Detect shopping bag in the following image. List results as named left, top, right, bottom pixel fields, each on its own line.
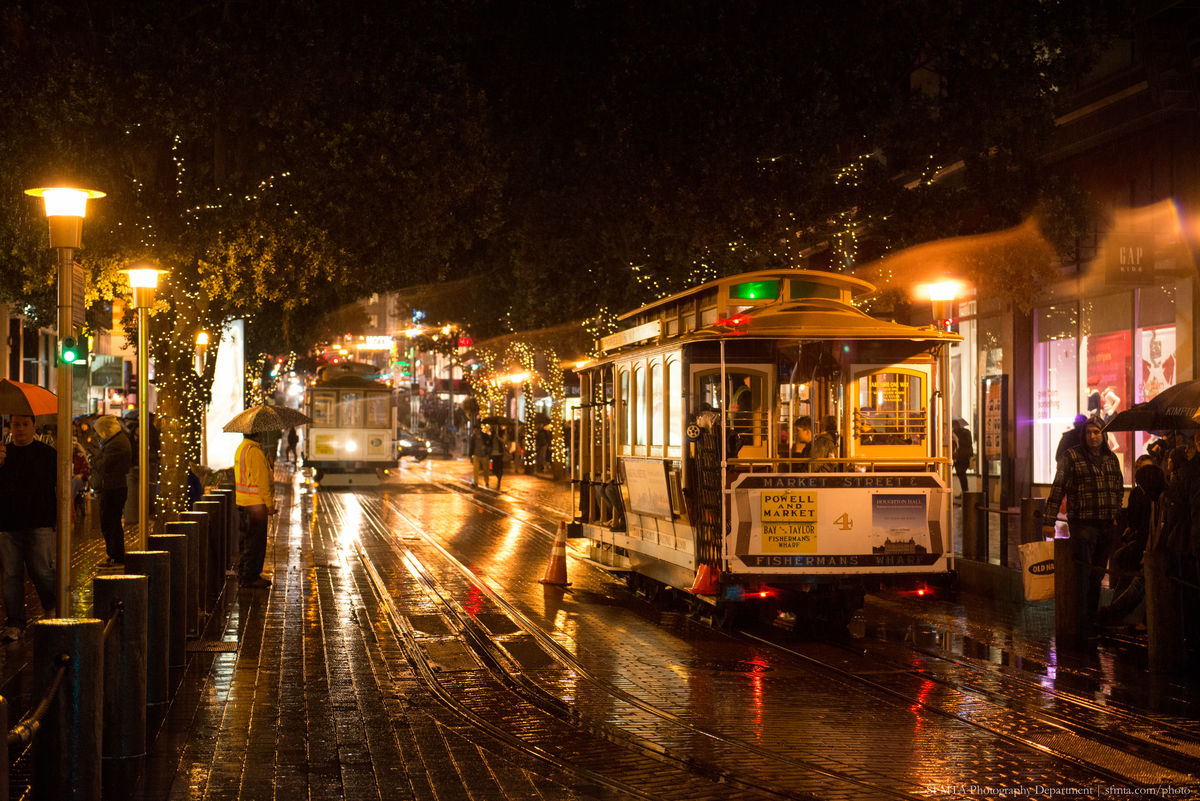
left=1019, top=540, right=1056, bottom=602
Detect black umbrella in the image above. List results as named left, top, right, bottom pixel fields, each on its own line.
left=1104, top=379, right=1200, bottom=432
left=480, top=416, right=513, bottom=426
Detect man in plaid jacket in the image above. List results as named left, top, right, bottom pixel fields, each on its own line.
left=1040, top=417, right=1124, bottom=621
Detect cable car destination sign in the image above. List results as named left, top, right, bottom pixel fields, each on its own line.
left=727, top=473, right=947, bottom=573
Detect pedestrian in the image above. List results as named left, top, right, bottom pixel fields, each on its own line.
left=1039, top=416, right=1124, bottom=625
left=1055, top=414, right=1088, bottom=465
left=489, top=426, right=508, bottom=490
left=0, top=414, right=58, bottom=641
left=286, top=427, right=299, bottom=464
left=952, top=419, right=973, bottom=494
left=795, top=415, right=835, bottom=472
left=92, top=415, right=132, bottom=566
left=72, top=436, right=91, bottom=522
left=469, top=424, right=492, bottom=488
left=234, top=431, right=276, bottom=589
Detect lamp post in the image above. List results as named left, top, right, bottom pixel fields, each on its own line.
left=125, top=265, right=161, bottom=550
left=195, top=331, right=209, bottom=468
left=927, top=281, right=959, bottom=493
left=24, top=185, right=105, bottom=617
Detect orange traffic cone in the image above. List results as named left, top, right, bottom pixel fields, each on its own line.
left=539, top=522, right=571, bottom=586
left=689, top=563, right=719, bottom=595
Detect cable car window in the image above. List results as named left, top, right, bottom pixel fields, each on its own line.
left=311, top=391, right=335, bottom=426
left=669, top=359, right=682, bottom=447
left=619, top=369, right=630, bottom=446
left=650, top=362, right=663, bottom=447
left=729, top=280, right=779, bottom=300
left=365, top=394, right=389, bottom=427
left=854, top=372, right=925, bottom=446
left=697, top=372, right=722, bottom=410
left=339, top=391, right=363, bottom=428
left=634, top=365, right=647, bottom=446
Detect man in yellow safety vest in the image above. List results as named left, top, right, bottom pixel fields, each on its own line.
left=234, top=431, right=276, bottom=589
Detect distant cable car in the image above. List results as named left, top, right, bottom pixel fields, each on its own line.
left=303, top=362, right=398, bottom=487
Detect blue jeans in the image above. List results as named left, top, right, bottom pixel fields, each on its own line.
left=0, top=527, right=57, bottom=628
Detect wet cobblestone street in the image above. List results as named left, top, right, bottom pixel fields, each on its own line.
left=2, top=458, right=1198, bottom=800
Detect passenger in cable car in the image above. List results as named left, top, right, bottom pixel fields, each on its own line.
left=795, top=416, right=836, bottom=472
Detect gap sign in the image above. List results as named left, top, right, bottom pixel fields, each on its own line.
left=1106, top=234, right=1155, bottom=285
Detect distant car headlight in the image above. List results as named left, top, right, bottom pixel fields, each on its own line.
left=399, top=439, right=413, bottom=447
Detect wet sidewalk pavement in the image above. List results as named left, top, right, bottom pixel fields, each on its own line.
left=2, top=456, right=1197, bottom=799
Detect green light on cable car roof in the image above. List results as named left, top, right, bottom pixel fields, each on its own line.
left=729, top=280, right=779, bottom=300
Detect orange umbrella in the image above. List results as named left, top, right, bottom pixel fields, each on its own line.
left=0, top=378, right=58, bottom=416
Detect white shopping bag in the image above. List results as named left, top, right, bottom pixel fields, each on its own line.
left=1019, top=540, right=1056, bottom=602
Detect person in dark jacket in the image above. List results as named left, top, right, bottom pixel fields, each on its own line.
left=1039, top=417, right=1124, bottom=623
left=0, top=413, right=58, bottom=642
left=92, top=415, right=133, bottom=566
left=952, top=419, right=973, bottom=494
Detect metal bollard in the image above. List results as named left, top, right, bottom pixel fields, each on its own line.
left=1144, top=550, right=1185, bottom=673
left=93, top=575, right=148, bottom=759
left=962, top=491, right=985, bottom=561
left=1054, top=538, right=1088, bottom=650
left=31, top=618, right=104, bottom=801
left=194, top=500, right=223, bottom=604
left=1020, top=498, right=1046, bottom=545
left=148, top=534, right=188, bottom=667
left=179, top=510, right=209, bottom=624
left=124, top=551, right=171, bottom=705
left=165, top=520, right=200, bottom=637
left=211, top=489, right=236, bottom=574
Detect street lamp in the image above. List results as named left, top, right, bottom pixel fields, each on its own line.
left=124, top=264, right=162, bottom=549
left=927, top=281, right=959, bottom=330
left=195, top=331, right=209, bottom=468
left=24, top=185, right=105, bottom=618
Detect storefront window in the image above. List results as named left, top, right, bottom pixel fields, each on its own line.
left=1133, top=283, right=1178, bottom=459
left=1083, top=293, right=1133, bottom=482
left=978, top=315, right=1003, bottom=476
left=1033, top=304, right=1079, bottom=484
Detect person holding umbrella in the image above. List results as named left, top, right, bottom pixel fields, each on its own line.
left=224, top=403, right=311, bottom=589
left=234, top=430, right=276, bottom=589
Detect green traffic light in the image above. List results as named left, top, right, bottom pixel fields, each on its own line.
left=60, top=336, right=84, bottom=364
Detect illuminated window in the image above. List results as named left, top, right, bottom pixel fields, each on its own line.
left=634, top=365, right=646, bottom=446
left=729, top=280, right=779, bottom=300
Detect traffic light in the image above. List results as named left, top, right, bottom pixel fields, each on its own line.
left=59, top=335, right=87, bottom=365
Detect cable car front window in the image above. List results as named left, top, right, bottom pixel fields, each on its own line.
left=855, top=372, right=926, bottom=446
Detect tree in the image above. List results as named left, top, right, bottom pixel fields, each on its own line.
left=0, top=0, right=500, bottom=516
left=453, top=0, right=1129, bottom=335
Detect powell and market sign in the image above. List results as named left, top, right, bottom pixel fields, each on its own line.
left=1105, top=234, right=1155, bottom=285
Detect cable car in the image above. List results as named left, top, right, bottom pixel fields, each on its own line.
left=303, top=362, right=398, bottom=486
left=569, top=269, right=960, bottom=628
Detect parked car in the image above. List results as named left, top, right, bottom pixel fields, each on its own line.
left=396, top=428, right=430, bottom=461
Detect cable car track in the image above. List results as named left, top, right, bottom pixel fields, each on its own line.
left=330, top=487, right=937, bottom=800
left=827, top=632, right=1200, bottom=775
left=398, top=466, right=1200, bottom=794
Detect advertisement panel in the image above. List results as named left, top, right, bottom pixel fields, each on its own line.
left=727, top=473, right=947, bottom=574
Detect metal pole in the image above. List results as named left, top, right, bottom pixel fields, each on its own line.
left=124, top=550, right=170, bottom=705
left=55, top=246, right=75, bottom=617
left=93, top=574, right=148, bottom=759
left=32, top=618, right=104, bottom=801
left=137, top=304, right=150, bottom=549
left=149, top=531, right=189, bottom=666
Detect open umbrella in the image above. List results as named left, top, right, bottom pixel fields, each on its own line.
left=223, top=404, right=313, bottom=434
left=480, top=415, right=514, bottom=426
left=1104, top=379, right=1200, bottom=432
left=0, top=378, right=58, bottom=416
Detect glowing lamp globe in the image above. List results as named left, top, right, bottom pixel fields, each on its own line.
left=24, top=186, right=106, bottom=248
